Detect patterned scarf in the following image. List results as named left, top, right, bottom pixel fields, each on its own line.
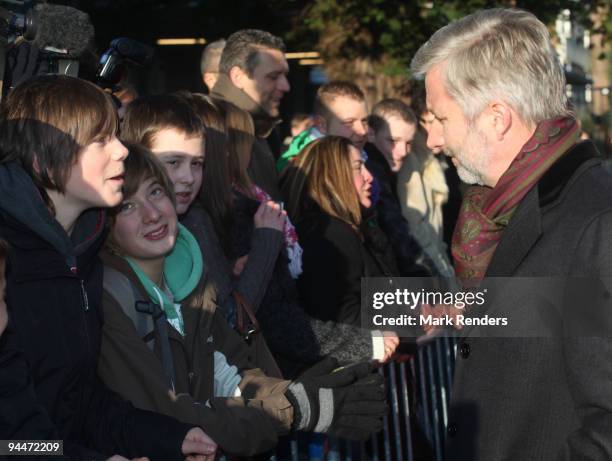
left=250, top=184, right=304, bottom=279
left=452, top=117, right=580, bottom=285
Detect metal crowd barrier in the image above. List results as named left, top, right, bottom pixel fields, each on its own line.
left=221, top=336, right=458, bottom=461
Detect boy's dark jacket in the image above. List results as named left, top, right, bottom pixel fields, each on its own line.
left=0, top=162, right=192, bottom=461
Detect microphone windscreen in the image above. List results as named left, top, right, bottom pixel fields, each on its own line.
left=33, top=4, right=94, bottom=58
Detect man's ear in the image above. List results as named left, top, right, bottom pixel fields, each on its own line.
left=313, top=115, right=327, bottom=134
left=489, top=101, right=512, bottom=141
left=228, top=66, right=247, bottom=90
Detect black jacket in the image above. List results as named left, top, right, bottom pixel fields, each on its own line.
left=447, top=141, right=612, bottom=460
left=0, top=163, right=192, bottom=461
left=212, top=75, right=282, bottom=200
left=229, top=191, right=378, bottom=378
left=295, top=201, right=398, bottom=327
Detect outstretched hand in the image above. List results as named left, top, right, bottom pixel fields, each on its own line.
left=181, top=427, right=217, bottom=461
left=287, top=357, right=387, bottom=441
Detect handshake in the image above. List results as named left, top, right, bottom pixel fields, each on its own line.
left=285, top=357, right=387, bottom=441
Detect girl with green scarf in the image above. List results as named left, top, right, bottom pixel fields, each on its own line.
left=98, top=144, right=387, bottom=456
left=98, top=143, right=294, bottom=455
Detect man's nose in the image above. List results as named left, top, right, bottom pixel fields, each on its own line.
left=395, top=144, right=409, bottom=159
left=278, top=74, right=290, bottom=93
left=354, top=121, right=367, bottom=137
left=426, top=121, right=444, bottom=152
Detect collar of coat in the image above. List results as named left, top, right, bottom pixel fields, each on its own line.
left=485, top=140, right=602, bottom=277
left=537, top=139, right=601, bottom=208
left=211, top=74, right=281, bottom=138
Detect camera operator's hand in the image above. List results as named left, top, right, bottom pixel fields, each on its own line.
left=254, top=200, right=286, bottom=232
left=285, top=357, right=386, bottom=441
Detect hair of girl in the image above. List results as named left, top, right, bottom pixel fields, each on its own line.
left=281, top=135, right=363, bottom=236
left=176, top=92, right=234, bottom=253
left=211, top=98, right=255, bottom=198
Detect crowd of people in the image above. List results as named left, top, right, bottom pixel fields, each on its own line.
left=0, top=6, right=611, bottom=461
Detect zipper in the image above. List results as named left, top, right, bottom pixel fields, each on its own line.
left=78, top=278, right=93, bottom=362
left=79, top=279, right=89, bottom=311
left=188, top=371, right=196, bottom=394
left=72, top=266, right=89, bottom=312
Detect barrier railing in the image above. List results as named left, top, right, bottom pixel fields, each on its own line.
left=225, top=336, right=457, bottom=460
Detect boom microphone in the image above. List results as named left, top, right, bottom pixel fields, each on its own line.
left=32, top=3, right=94, bottom=58
left=1, top=3, right=95, bottom=95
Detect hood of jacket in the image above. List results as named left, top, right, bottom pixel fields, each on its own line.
left=0, top=162, right=106, bottom=271
left=211, top=74, right=281, bottom=139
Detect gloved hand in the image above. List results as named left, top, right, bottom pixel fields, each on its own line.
left=285, top=357, right=386, bottom=441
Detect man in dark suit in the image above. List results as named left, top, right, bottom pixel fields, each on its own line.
left=411, top=8, right=612, bottom=460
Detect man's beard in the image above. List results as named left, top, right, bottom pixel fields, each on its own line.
left=451, top=128, right=490, bottom=186
left=264, top=97, right=280, bottom=117
left=457, top=160, right=485, bottom=185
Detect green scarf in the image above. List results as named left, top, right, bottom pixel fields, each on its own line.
left=452, top=116, right=580, bottom=286
left=125, top=223, right=203, bottom=336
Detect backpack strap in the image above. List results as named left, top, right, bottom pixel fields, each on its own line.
left=103, top=266, right=153, bottom=339
left=103, top=265, right=176, bottom=392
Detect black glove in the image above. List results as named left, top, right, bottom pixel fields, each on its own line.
left=285, top=357, right=386, bottom=441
